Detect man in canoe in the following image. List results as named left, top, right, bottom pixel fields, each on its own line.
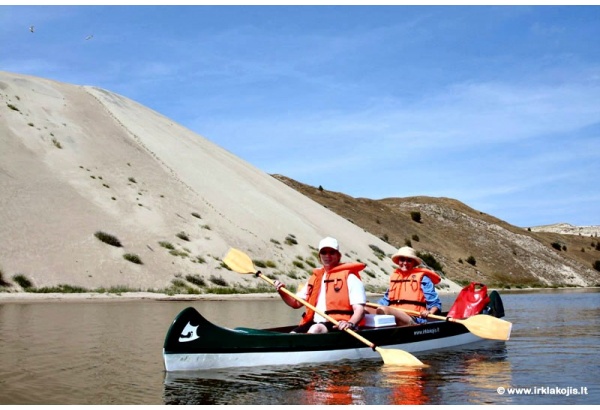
left=367, top=246, right=442, bottom=326
left=274, top=236, right=367, bottom=333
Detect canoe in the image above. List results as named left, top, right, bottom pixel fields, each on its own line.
left=163, top=307, right=503, bottom=372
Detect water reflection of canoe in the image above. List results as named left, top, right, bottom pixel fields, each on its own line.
left=163, top=307, right=502, bottom=372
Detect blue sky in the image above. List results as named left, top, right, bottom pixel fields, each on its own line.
left=2, top=5, right=599, bottom=227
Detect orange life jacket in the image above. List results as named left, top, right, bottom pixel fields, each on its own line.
left=387, top=268, right=441, bottom=312
left=299, top=262, right=366, bottom=326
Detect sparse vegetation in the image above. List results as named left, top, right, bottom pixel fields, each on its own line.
left=551, top=242, right=562, bottom=251
left=593, top=260, right=600, bottom=272
left=253, top=260, right=267, bottom=268
left=6, top=103, right=19, bottom=111
left=128, top=177, right=137, bottom=183
left=169, top=249, right=189, bottom=258
left=0, top=267, right=10, bottom=287
left=418, top=252, right=445, bottom=275
left=466, top=256, right=477, bottom=266
left=369, top=244, right=385, bottom=258
left=209, top=275, right=228, bottom=286
left=176, top=231, right=190, bottom=241
left=123, top=253, right=143, bottom=264
left=51, top=137, right=62, bottom=149
left=410, top=211, right=422, bottom=223
left=185, top=274, right=206, bottom=287
left=13, top=274, right=33, bottom=289
left=94, top=231, right=123, bottom=247
left=159, top=241, right=175, bottom=250
left=412, top=234, right=420, bottom=242
left=191, top=212, right=201, bottom=219
left=285, top=234, right=298, bottom=245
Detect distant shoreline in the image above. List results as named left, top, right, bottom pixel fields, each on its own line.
left=1, top=286, right=597, bottom=304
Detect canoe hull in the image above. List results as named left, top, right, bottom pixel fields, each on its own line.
left=163, top=307, right=488, bottom=372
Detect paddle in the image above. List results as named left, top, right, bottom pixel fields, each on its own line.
left=366, top=302, right=512, bottom=341
left=223, top=248, right=427, bottom=367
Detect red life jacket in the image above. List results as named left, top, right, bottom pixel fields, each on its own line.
left=387, top=268, right=441, bottom=312
left=299, top=262, right=365, bottom=326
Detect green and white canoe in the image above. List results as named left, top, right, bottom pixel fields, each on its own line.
left=163, top=306, right=505, bottom=372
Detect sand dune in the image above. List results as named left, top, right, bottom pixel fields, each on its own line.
left=0, top=71, right=463, bottom=295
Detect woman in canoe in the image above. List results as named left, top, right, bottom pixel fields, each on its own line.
left=367, top=246, right=442, bottom=326
left=274, top=236, right=367, bottom=334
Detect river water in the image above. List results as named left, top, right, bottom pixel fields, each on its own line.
left=0, top=289, right=598, bottom=405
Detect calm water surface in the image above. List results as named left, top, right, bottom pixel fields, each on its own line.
left=0, top=289, right=598, bottom=405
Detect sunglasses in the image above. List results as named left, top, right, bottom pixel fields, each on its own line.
left=398, top=257, right=415, bottom=263
left=319, top=249, right=338, bottom=256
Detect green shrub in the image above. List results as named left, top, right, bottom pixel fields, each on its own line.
left=285, top=235, right=298, bottom=245
left=466, top=256, right=477, bottom=266
left=253, top=260, right=267, bottom=268
left=176, top=231, right=190, bottom=241
left=6, top=103, right=19, bottom=111
left=0, top=268, right=10, bottom=287
left=410, top=211, right=422, bottom=223
left=123, top=253, right=143, bottom=264
left=412, top=234, right=420, bottom=242
left=191, top=212, right=201, bottom=219
left=94, top=231, right=122, bottom=247
left=13, top=274, right=33, bottom=289
left=418, top=252, right=445, bottom=275
left=159, top=241, right=175, bottom=250
left=551, top=242, right=562, bottom=251
left=31, top=284, right=87, bottom=293
left=209, top=275, right=228, bottom=286
left=369, top=244, right=385, bottom=257
left=185, top=274, right=206, bottom=287
left=593, top=260, right=600, bottom=272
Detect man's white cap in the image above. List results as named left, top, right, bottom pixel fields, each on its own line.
left=318, top=237, right=340, bottom=252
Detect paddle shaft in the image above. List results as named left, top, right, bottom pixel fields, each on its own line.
left=258, top=273, right=377, bottom=350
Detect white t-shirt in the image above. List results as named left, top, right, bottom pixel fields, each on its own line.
left=296, top=273, right=366, bottom=323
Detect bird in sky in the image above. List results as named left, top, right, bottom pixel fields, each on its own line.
left=29, top=25, right=34, bottom=33
left=85, top=34, right=94, bottom=40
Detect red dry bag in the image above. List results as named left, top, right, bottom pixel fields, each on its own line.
left=447, top=282, right=491, bottom=319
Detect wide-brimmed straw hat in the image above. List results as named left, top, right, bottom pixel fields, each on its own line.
left=391, top=246, right=422, bottom=266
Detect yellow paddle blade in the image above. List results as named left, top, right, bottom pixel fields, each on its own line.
left=459, top=315, right=512, bottom=341
left=376, top=347, right=428, bottom=367
left=223, top=248, right=257, bottom=274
